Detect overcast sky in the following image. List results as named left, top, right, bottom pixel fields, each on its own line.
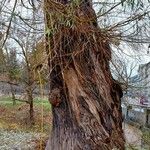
left=1, top=0, right=150, bottom=76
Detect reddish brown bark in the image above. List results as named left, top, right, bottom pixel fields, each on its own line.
left=44, top=0, right=125, bottom=149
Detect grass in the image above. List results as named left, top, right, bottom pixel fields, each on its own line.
left=34, top=97, right=51, bottom=112
left=0, top=95, right=52, bottom=149
left=141, top=128, right=150, bottom=149
left=3, top=96, right=150, bottom=149
left=0, top=95, right=52, bottom=132
left=0, top=100, right=22, bottom=107
left=0, top=96, right=51, bottom=111
left=125, top=144, right=148, bottom=150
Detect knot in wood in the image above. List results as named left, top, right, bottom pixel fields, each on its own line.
left=49, top=88, right=61, bottom=107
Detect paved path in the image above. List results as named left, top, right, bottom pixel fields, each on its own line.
left=124, top=123, right=142, bottom=148
left=0, top=129, right=44, bottom=150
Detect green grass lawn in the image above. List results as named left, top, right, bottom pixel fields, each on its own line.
left=0, top=97, right=22, bottom=107
left=0, top=96, right=51, bottom=111
left=34, top=97, right=51, bottom=112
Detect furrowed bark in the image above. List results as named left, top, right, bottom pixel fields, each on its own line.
left=44, top=0, right=125, bottom=149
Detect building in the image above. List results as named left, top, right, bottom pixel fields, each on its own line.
left=138, top=62, right=150, bottom=98
left=122, top=62, right=150, bottom=127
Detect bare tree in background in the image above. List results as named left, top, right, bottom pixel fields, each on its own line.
left=111, top=54, right=138, bottom=92
left=6, top=49, right=20, bottom=105
left=0, top=0, right=43, bottom=124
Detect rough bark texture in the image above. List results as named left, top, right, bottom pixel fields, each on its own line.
left=44, top=0, right=125, bottom=149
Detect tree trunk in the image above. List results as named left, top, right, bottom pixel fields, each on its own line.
left=145, top=109, right=150, bottom=127
left=26, top=65, right=34, bottom=125
left=44, top=0, right=125, bottom=149
left=27, top=86, right=34, bottom=125
left=29, top=95, right=34, bottom=124
left=126, top=106, right=130, bottom=119
left=10, top=84, right=16, bottom=105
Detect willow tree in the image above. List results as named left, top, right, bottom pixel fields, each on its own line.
left=1, top=0, right=149, bottom=149
left=44, top=0, right=125, bottom=149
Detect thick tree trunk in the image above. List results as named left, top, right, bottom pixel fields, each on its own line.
left=44, top=0, right=125, bottom=149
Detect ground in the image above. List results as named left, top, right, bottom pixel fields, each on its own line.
left=0, top=96, right=150, bottom=150
left=0, top=96, right=51, bottom=150
left=124, top=123, right=142, bottom=149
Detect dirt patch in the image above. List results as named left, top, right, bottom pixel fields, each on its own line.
left=0, top=98, right=52, bottom=149
left=0, top=129, right=47, bottom=150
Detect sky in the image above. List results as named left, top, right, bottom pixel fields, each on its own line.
left=1, top=0, right=150, bottom=76
left=94, top=0, right=150, bottom=76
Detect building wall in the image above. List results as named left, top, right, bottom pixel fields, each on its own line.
left=128, top=109, right=146, bottom=125
left=122, top=106, right=150, bottom=126
left=138, top=62, right=150, bottom=98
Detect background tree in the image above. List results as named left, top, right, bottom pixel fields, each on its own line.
left=13, top=34, right=36, bottom=124
left=0, top=1, right=44, bottom=124
left=11, top=33, right=47, bottom=125
left=6, top=49, right=21, bottom=105
left=110, top=53, right=138, bottom=92
left=0, top=48, right=6, bottom=73
left=0, top=46, right=20, bottom=105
